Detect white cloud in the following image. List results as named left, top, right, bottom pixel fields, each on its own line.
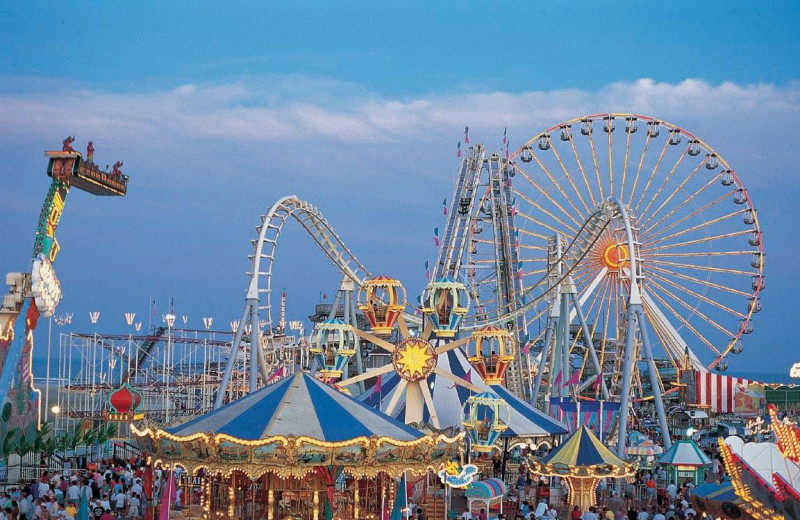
left=2, top=77, right=798, bottom=147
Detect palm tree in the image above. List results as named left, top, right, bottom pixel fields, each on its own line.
left=82, top=427, right=97, bottom=461
left=1, top=428, right=18, bottom=459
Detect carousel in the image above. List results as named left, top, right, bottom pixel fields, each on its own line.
left=529, top=425, right=636, bottom=511
left=132, top=371, right=462, bottom=520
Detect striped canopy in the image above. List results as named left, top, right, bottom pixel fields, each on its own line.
left=626, top=440, right=663, bottom=456
left=465, top=478, right=508, bottom=499
left=541, top=425, right=628, bottom=467
left=167, top=371, right=423, bottom=442
left=358, top=346, right=567, bottom=437
left=659, top=440, right=711, bottom=467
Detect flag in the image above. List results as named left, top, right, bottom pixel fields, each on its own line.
left=592, top=373, right=603, bottom=391
left=553, top=371, right=563, bottom=387
left=266, top=365, right=285, bottom=383
left=464, top=126, right=470, bottom=144
left=522, top=343, right=530, bottom=356
left=457, top=140, right=462, bottom=158
left=371, top=374, right=382, bottom=396
left=433, top=228, right=440, bottom=247
left=505, top=145, right=510, bottom=159
left=425, top=260, right=430, bottom=280
left=563, top=370, right=580, bottom=387
left=449, top=368, right=472, bottom=389
left=502, top=127, right=507, bottom=145
left=442, top=198, right=448, bottom=216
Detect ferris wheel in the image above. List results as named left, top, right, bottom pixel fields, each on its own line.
left=464, top=114, right=764, bottom=373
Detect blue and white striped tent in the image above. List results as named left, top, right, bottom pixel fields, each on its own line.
left=167, top=371, right=423, bottom=442
left=356, top=347, right=567, bottom=437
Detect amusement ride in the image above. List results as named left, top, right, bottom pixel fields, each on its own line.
left=1, top=113, right=774, bottom=517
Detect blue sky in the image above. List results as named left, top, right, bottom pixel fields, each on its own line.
left=1, top=1, right=799, bottom=379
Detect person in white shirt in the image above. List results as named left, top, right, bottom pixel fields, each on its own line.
left=460, top=508, right=473, bottom=520
left=533, top=499, right=547, bottom=519
left=666, top=481, right=677, bottom=500
left=67, top=481, right=80, bottom=503
left=130, top=479, right=143, bottom=497
left=583, top=506, right=599, bottom=520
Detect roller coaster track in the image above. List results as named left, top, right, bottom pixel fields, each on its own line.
left=216, top=192, right=643, bottom=409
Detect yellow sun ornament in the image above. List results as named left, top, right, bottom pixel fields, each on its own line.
left=392, top=337, right=437, bottom=382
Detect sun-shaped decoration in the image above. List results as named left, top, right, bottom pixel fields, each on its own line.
left=337, top=276, right=481, bottom=428
left=392, top=337, right=437, bottom=382
left=589, top=230, right=629, bottom=275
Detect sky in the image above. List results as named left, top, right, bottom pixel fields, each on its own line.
left=1, top=1, right=799, bottom=380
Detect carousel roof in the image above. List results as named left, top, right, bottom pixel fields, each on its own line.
left=659, top=439, right=711, bottom=467
left=357, top=346, right=567, bottom=436
left=168, top=371, right=423, bottom=442
left=541, top=425, right=627, bottom=467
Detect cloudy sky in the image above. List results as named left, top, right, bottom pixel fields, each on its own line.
left=1, top=1, right=798, bottom=379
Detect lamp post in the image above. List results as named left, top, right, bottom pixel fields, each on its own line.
left=47, top=313, right=72, bottom=423
left=164, top=312, right=176, bottom=424
left=89, top=311, right=100, bottom=414
left=202, top=317, right=213, bottom=409
left=124, top=313, right=136, bottom=385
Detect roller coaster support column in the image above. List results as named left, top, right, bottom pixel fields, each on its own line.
left=531, top=309, right=557, bottom=409
left=636, top=308, right=672, bottom=450
left=215, top=303, right=251, bottom=409
left=570, top=292, right=610, bottom=400
left=616, top=301, right=638, bottom=459
left=249, top=298, right=260, bottom=393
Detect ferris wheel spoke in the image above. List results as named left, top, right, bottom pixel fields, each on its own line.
left=565, top=125, right=599, bottom=208
left=633, top=138, right=672, bottom=218
left=626, top=128, right=654, bottom=209
left=352, top=328, right=397, bottom=353
left=619, top=120, right=634, bottom=203
left=516, top=210, right=573, bottom=237
left=646, top=228, right=751, bottom=252
left=514, top=161, right=583, bottom=230
left=639, top=156, right=708, bottom=232
left=649, top=250, right=752, bottom=258
left=646, top=276, right=733, bottom=339
left=644, top=208, right=747, bottom=246
left=637, top=144, right=690, bottom=223
left=384, top=379, right=408, bottom=417
left=644, top=283, right=722, bottom=355
left=340, top=363, right=394, bottom=388
left=514, top=194, right=579, bottom=235
left=642, top=308, right=679, bottom=369
left=518, top=228, right=551, bottom=242
left=646, top=264, right=751, bottom=297
left=647, top=270, right=746, bottom=318
left=545, top=135, right=592, bottom=214
left=607, top=119, right=614, bottom=197
left=434, top=336, right=471, bottom=355
left=585, top=122, right=606, bottom=202
left=518, top=243, right=549, bottom=252
left=641, top=181, right=729, bottom=240
left=649, top=259, right=756, bottom=277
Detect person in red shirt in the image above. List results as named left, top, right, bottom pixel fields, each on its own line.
left=100, top=509, right=115, bottom=520
left=571, top=505, right=583, bottom=519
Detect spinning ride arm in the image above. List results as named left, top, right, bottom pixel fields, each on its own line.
left=0, top=143, right=127, bottom=428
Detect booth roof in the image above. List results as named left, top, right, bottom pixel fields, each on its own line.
left=659, top=440, right=711, bottom=467
left=541, top=425, right=626, bottom=467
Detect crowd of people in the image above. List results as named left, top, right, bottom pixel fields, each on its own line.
left=0, top=459, right=152, bottom=520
